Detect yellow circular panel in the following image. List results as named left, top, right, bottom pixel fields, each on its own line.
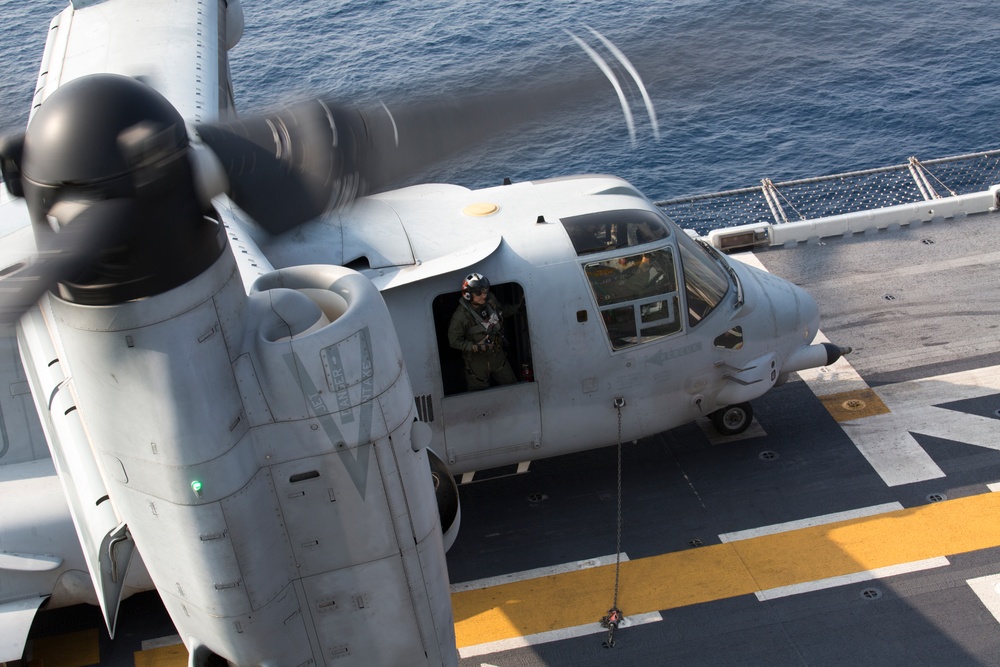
left=463, top=202, right=500, bottom=216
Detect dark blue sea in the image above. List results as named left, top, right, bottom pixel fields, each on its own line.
left=3, top=0, right=998, bottom=202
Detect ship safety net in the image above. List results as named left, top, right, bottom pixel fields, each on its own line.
left=656, top=150, right=1000, bottom=236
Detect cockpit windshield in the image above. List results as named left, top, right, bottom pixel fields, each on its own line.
left=561, top=209, right=670, bottom=256
left=676, top=230, right=730, bottom=326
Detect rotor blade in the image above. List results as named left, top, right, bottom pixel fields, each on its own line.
left=195, top=72, right=610, bottom=234
left=565, top=30, right=636, bottom=147
left=0, top=199, right=138, bottom=326
left=585, top=26, right=660, bottom=140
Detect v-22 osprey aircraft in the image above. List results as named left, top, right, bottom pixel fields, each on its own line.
left=0, top=0, right=847, bottom=664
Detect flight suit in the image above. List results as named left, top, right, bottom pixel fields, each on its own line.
left=448, top=294, right=519, bottom=391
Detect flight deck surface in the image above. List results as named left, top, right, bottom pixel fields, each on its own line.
left=20, top=207, right=1000, bottom=666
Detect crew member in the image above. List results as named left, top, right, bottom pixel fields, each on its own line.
left=448, top=273, right=520, bottom=391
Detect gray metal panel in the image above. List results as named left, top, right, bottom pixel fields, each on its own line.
left=220, top=467, right=296, bottom=610
left=340, top=198, right=414, bottom=268
left=0, top=329, right=46, bottom=465
left=299, top=556, right=434, bottom=666
left=442, top=382, right=541, bottom=468
left=273, top=447, right=400, bottom=578
left=365, top=235, right=502, bottom=291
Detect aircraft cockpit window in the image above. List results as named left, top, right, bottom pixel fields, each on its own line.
left=677, top=232, right=730, bottom=327
left=585, top=248, right=682, bottom=350
left=561, top=209, right=670, bottom=256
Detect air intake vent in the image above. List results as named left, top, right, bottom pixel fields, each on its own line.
left=415, top=394, right=434, bottom=422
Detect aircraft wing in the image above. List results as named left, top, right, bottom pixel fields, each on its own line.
left=0, top=0, right=236, bottom=652
left=0, top=194, right=47, bottom=467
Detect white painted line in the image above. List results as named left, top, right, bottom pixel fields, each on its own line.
left=719, top=502, right=904, bottom=543
left=988, top=482, right=1000, bottom=493
left=755, top=557, right=950, bottom=601
left=792, top=330, right=870, bottom=396
left=141, top=634, right=182, bottom=650
left=451, top=554, right=629, bottom=593
left=967, top=574, right=1000, bottom=624
left=461, top=471, right=475, bottom=484
left=839, top=365, right=1000, bottom=486
left=458, top=611, right=663, bottom=658
left=737, top=257, right=1000, bottom=488
left=799, top=332, right=944, bottom=487
left=840, top=421, right=946, bottom=487
left=516, top=461, right=530, bottom=474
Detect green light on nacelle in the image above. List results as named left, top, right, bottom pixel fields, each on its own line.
left=191, top=480, right=203, bottom=495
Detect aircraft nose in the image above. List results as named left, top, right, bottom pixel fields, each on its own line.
left=763, top=275, right=851, bottom=376
left=755, top=268, right=819, bottom=344
left=794, top=282, right=820, bottom=344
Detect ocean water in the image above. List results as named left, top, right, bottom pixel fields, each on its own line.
left=1, top=0, right=998, bottom=203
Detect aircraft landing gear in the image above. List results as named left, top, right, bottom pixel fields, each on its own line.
left=710, top=402, right=753, bottom=436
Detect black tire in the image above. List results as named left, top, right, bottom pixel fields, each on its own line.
left=711, top=402, right=753, bottom=435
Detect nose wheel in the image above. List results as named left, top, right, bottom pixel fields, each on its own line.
left=710, top=402, right=753, bottom=435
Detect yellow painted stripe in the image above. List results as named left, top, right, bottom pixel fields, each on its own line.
left=133, top=643, right=188, bottom=667
left=452, top=492, right=1000, bottom=648
left=27, top=628, right=100, bottom=667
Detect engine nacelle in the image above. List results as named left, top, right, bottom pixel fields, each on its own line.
left=47, top=248, right=457, bottom=665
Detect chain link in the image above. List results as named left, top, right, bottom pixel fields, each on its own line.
left=601, top=403, right=625, bottom=648
left=613, top=405, right=623, bottom=607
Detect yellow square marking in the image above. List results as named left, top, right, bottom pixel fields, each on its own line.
left=134, top=643, right=189, bottom=667
left=819, top=387, right=890, bottom=422
left=28, top=629, right=100, bottom=667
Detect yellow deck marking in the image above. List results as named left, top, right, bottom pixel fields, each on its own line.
left=133, top=643, right=188, bottom=667
left=28, top=628, right=100, bottom=667
left=452, top=492, right=1000, bottom=648
left=818, top=387, right=891, bottom=422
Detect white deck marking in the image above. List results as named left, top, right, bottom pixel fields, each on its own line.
left=451, top=553, right=629, bottom=593
left=737, top=252, right=996, bottom=487
left=719, top=502, right=904, bottom=542
left=794, top=330, right=871, bottom=394
left=838, top=365, right=1000, bottom=486
left=458, top=611, right=663, bottom=659
left=459, top=462, right=531, bottom=486
left=755, top=557, right=950, bottom=601
left=988, top=482, right=1000, bottom=493
left=967, top=574, right=1000, bottom=624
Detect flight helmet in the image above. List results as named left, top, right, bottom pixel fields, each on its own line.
left=462, top=273, right=490, bottom=300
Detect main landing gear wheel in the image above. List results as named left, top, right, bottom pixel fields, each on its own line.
left=710, top=402, right=753, bottom=436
